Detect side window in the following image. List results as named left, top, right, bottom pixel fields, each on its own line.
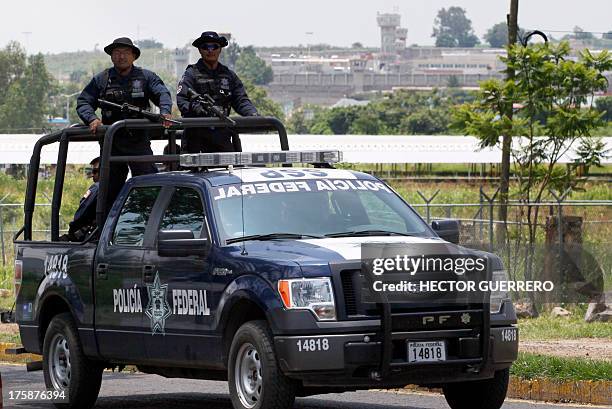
left=159, top=187, right=205, bottom=238
left=112, top=186, right=161, bottom=246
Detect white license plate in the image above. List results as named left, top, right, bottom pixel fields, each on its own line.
left=407, top=341, right=446, bottom=363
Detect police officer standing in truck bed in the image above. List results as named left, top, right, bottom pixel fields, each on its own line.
left=76, top=37, right=173, bottom=208
left=176, top=31, right=258, bottom=153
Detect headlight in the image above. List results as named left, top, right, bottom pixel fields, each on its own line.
left=490, top=270, right=509, bottom=314
left=278, top=278, right=336, bottom=321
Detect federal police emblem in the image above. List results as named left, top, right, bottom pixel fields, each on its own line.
left=145, top=272, right=172, bottom=335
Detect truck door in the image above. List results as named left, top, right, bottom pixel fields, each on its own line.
left=94, top=185, right=162, bottom=361
left=142, top=186, right=216, bottom=365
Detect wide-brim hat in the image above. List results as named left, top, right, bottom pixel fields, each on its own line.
left=192, top=31, right=229, bottom=48
left=104, top=37, right=141, bottom=59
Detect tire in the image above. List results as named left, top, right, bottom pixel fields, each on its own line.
left=442, top=368, right=509, bottom=409
left=228, top=320, right=297, bottom=409
left=42, top=312, right=103, bottom=409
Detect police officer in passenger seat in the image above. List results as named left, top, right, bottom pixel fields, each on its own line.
left=176, top=31, right=258, bottom=153
left=60, top=157, right=100, bottom=242
left=76, top=37, right=173, bottom=209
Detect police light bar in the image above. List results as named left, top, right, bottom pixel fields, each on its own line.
left=180, top=150, right=343, bottom=167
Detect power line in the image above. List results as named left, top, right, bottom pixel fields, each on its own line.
left=530, top=29, right=611, bottom=36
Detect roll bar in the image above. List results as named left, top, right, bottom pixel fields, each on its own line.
left=20, top=117, right=289, bottom=241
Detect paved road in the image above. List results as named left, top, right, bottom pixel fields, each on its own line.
left=0, top=364, right=605, bottom=409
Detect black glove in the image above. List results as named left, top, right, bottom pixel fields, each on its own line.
left=59, top=232, right=76, bottom=242
left=191, top=103, right=207, bottom=117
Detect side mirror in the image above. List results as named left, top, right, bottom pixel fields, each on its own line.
left=158, top=230, right=209, bottom=257
left=431, top=220, right=460, bottom=244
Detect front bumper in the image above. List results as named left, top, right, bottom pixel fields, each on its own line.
left=274, top=326, right=518, bottom=387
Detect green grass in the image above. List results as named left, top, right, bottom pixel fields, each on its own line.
left=0, top=331, right=20, bottom=344
left=511, top=352, right=612, bottom=381
left=519, top=313, right=612, bottom=340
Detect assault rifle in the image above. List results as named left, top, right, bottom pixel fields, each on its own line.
left=186, top=88, right=236, bottom=126
left=98, top=99, right=181, bottom=125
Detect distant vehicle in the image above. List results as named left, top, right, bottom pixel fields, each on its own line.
left=12, top=118, right=518, bottom=409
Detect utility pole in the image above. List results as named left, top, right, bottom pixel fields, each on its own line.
left=498, top=0, right=518, bottom=244
left=60, top=92, right=80, bottom=124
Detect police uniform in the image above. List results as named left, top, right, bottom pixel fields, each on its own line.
left=66, top=182, right=99, bottom=240
left=76, top=37, right=172, bottom=208
left=176, top=32, right=258, bottom=153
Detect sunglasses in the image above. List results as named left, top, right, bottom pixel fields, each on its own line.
left=201, top=43, right=221, bottom=51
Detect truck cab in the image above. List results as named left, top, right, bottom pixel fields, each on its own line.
left=13, top=119, right=518, bottom=409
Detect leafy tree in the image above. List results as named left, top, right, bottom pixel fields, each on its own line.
left=235, top=46, right=273, bottom=85
left=452, top=41, right=611, bottom=285
left=0, top=42, right=26, bottom=107
left=484, top=22, right=526, bottom=48
left=484, top=22, right=508, bottom=48
left=595, top=96, right=612, bottom=121
left=220, top=41, right=241, bottom=70
left=348, top=108, right=386, bottom=134
left=0, top=53, right=53, bottom=132
left=243, top=80, right=283, bottom=120
left=136, top=38, right=163, bottom=49
left=287, top=89, right=464, bottom=135
left=351, top=42, right=364, bottom=49
left=401, top=110, right=449, bottom=135
left=432, top=7, right=480, bottom=48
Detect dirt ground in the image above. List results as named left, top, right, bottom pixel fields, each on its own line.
left=519, top=338, right=612, bottom=360
left=0, top=322, right=19, bottom=337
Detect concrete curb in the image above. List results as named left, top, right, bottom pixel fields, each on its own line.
left=507, top=377, right=611, bottom=406
left=402, top=376, right=611, bottom=406
left=0, top=343, right=609, bottom=406
left=0, top=342, right=40, bottom=364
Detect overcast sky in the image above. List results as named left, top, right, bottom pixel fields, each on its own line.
left=1, top=0, right=610, bottom=54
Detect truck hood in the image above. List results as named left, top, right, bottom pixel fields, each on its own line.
left=238, top=236, right=484, bottom=272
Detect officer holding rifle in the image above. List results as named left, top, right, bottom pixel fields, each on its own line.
left=176, top=31, right=259, bottom=153
left=76, top=37, right=173, bottom=207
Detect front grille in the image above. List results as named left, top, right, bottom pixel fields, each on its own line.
left=341, top=270, right=358, bottom=316
left=339, top=269, right=485, bottom=329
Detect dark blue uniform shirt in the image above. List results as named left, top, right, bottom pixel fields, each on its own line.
left=176, top=60, right=257, bottom=118
left=69, top=182, right=98, bottom=234
left=76, top=66, right=172, bottom=125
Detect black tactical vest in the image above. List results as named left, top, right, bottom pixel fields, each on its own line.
left=101, top=67, right=150, bottom=125
left=191, top=65, right=233, bottom=116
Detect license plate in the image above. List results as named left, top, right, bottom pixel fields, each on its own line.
left=407, top=341, right=446, bottom=363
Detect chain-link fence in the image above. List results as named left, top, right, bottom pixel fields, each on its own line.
left=1, top=188, right=610, bottom=298
left=410, top=189, right=612, bottom=302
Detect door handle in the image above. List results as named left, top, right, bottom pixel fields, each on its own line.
left=143, top=265, right=155, bottom=282
left=97, top=263, right=108, bottom=280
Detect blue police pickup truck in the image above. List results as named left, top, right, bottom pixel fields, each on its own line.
left=12, top=119, right=518, bottom=409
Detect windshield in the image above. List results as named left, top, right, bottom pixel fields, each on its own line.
left=210, top=176, right=432, bottom=244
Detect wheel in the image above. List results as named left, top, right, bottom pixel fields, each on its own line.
left=43, top=312, right=103, bottom=409
left=442, top=368, right=509, bottom=409
left=228, top=320, right=297, bottom=409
